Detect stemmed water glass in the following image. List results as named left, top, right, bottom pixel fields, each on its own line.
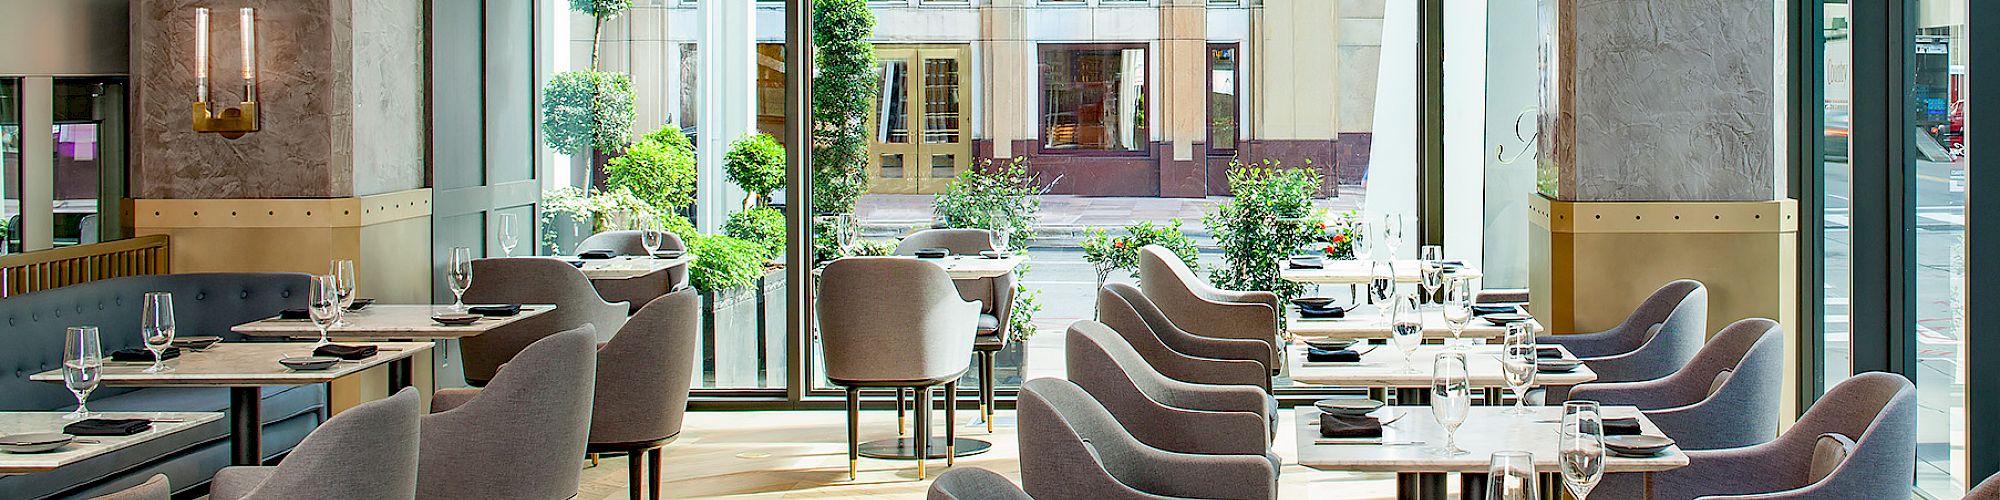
left=498, top=213, right=519, bottom=257
left=1486, top=451, right=1539, bottom=500
left=308, top=275, right=340, bottom=345
left=1418, top=245, right=1443, bottom=303
left=1370, top=260, right=1395, bottom=323
left=1429, top=351, right=1471, bottom=456
left=1350, top=220, right=1373, bottom=261
left=989, top=213, right=1014, bottom=252
left=1380, top=213, right=1404, bottom=258
left=1561, top=401, right=1607, bottom=500
left=640, top=217, right=664, bottom=256
left=1390, top=291, right=1424, bottom=373
left=1442, top=277, right=1473, bottom=348
left=447, top=246, right=474, bottom=311
left=331, top=259, right=357, bottom=326
left=1501, top=323, right=1539, bottom=414
left=140, top=292, right=175, bottom=373
left=62, top=326, right=102, bottom=420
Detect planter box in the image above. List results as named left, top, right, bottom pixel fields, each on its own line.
left=700, top=268, right=787, bottom=388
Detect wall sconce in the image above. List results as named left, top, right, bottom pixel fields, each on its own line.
left=191, top=7, right=259, bottom=139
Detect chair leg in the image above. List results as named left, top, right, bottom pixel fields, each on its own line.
left=589, top=453, right=599, bottom=468
left=846, top=386, right=860, bottom=481
left=647, top=447, right=662, bottom=500
left=915, top=385, right=931, bottom=479
left=896, top=387, right=907, bottom=435
left=945, top=381, right=958, bottom=467
left=980, top=351, right=996, bottom=434
left=627, top=449, right=644, bottom=500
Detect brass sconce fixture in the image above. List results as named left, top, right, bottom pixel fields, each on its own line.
left=191, top=7, right=259, bottom=139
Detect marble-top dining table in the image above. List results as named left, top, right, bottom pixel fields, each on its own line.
left=0, top=411, right=223, bottom=475
left=1289, top=306, right=1543, bottom=341
left=1280, top=259, right=1484, bottom=285
left=813, top=255, right=1029, bottom=280
left=559, top=254, right=695, bottom=280
left=231, top=304, right=553, bottom=340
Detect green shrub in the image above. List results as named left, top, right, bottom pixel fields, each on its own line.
left=1081, top=219, right=1200, bottom=281
left=605, top=130, right=698, bottom=210
left=933, top=157, right=1044, bottom=251
left=566, top=0, right=631, bottom=17
left=811, top=0, right=878, bottom=214
left=641, top=125, right=695, bottom=155
left=539, top=186, right=693, bottom=254
left=726, top=134, right=787, bottom=201
left=688, top=235, right=768, bottom=292
left=724, top=207, right=787, bottom=260
left=1203, top=160, right=1323, bottom=301
left=541, top=70, right=634, bottom=156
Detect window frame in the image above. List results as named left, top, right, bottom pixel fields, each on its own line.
left=1205, top=42, right=1241, bottom=155
left=1035, top=42, right=1155, bottom=157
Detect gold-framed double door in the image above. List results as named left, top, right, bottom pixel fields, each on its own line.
left=867, top=44, right=971, bottom=194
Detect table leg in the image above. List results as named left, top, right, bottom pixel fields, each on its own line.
left=1369, top=387, right=1389, bottom=402
left=1484, top=387, right=1505, bottom=406
left=1394, top=387, right=1431, bottom=406
left=1538, top=472, right=1564, bottom=500
left=1460, top=472, right=1489, bottom=500
left=230, top=387, right=263, bottom=466
left=1396, top=472, right=1449, bottom=500
left=389, top=357, right=414, bottom=392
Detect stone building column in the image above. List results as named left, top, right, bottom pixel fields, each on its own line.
left=980, top=0, right=1032, bottom=160
left=1156, top=0, right=1208, bottom=197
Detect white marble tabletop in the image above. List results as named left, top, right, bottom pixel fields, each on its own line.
left=1280, top=259, right=1483, bottom=285
left=1288, top=344, right=1596, bottom=389
left=558, top=255, right=695, bottom=280
left=231, top=305, right=551, bottom=340
left=815, top=255, right=1030, bottom=280
left=1293, top=406, right=1688, bottom=473
left=29, top=342, right=433, bottom=387
left=0, top=412, right=223, bottom=474
left=1290, top=306, right=1543, bottom=341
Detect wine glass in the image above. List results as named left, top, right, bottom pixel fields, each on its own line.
left=331, top=259, right=357, bottom=326
left=308, top=275, right=340, bottom=345
left=1486, top=451, right=1539, bottom=500
left=1390, top=291, right=1424, bottom=373
left=1442, top=277, right=1473, bottom=348
left=1561, top=401, right=1607, bottom=500
left=1350, top=220, right=1373, bottom=261
left=1380, top=213, right=1404, bottom=258
left=989, top=213, right=1013, bottom=252
left=140, top=292, right=175, bottom=373
left=1370, top=260, right=1395, bottom=323
left=1418, top=245, right=1443, bottom=303
left=447, top=246, right=474, bottom=311
left=1502, top=324, right=1539, bottom=414
left=1429, top=351, right=1471, bottom=456
left=63, top=326, right=103, bottom=420
left=499, top=213, right=519, bottom=257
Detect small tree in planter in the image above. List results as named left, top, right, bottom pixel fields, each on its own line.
left=687, top=234, right=771, bottom=386
left=724, top=207, right=786, bottom=262
left=542, top=0, right=636, bottom=167
left=605, top=127, right=698, bottom=212
left=1203, top=160, right=1323, bottom=301
left=1080, top=219, right=1201, bottom=289
left=539, top=186, right=695, bottom=254
left=811, top=0, right=878, bottom=215
left=932, top=157, right=1046, bottom=342
left=726, top=133, right=786, bottom=208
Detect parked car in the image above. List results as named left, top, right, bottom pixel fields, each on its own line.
left=1945, top=100, right=1965, bottom=158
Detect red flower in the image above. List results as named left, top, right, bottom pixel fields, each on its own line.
left=1331, top=234, right=1347, bottom=243
left=1113, top=241, right=1127, bottom=249
left=1317, top=221, right=1328, bottom=230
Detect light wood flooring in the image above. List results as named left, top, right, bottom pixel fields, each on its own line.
left=577, top=408, right=1415, bottom=499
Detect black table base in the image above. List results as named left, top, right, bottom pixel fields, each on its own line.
left=857, top=437, right=993, bottom=459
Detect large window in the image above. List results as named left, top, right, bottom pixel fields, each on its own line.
left=51, top=78, right=123, bottom=247
left=1913, top=0, right=1968, bottom=495
left=1040, top=44, right=1148, bottom=153
left=1207, top=44, right=1239, bottom=153
left=0, top=79, right=17, bottom=253
left=1819, top=0, right=1853, bottom=401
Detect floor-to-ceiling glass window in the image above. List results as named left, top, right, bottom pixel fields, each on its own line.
left=50, top=78, right=124, bottom=247
left=1913, top=0, right=1969, bottom=494
left=0, top=79, right=18, bottom=254
left=1820, top=0, right=1854, bottom=394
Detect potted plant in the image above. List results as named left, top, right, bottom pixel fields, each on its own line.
left=542, top=0, right=636, bottom=174
left=932, top=157, right=1046, bottom=388
left=809, top=0, right=878, bottom=263
left=605, top=126, right=698, bottom=213
left=725, top=133, right=786, bottom=209
left=1203, top=160, right=1324, bottom=302
left=1080, top=219, right=1201, bottom=290
left=688, top=234, right=768, bottom=387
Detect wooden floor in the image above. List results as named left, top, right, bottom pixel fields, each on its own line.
left=577, top=408, right=1413, bottom=499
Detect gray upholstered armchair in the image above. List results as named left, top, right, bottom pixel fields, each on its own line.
left=459, top=257, right=628, bottom=386
left=1539, top=279, right=1708, bottom=384
left=928, top=468, right=1031, bottom=500
left=419, top=327, right=598, bottom=500
left=895, top=228, right=1016, bottom=432
left=589, top=289, right=700, bottom=500
left=1137, top=245, right=1281, bottom=365
left=1596, top=372, right=1916, bottom=499
left=577, top=229, right=690, bottom=313
left=1066, top=320, right=1275, bottom=459
left=819, top=257, right=980, bottom=480
left=1569, top=318, right=1785, bottom=450
left=90, top=474, right=168, bottom=500
left=1018, top=378, right=1277, bottom=500
left=211, top=388, right=422, bottom=500
left=1098, top=282, right=1273, bottom=391
left=1970, top=473, right=2000, bottom=499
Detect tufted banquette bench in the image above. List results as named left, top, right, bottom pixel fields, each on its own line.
left=0, top=273, right=325, bottom=499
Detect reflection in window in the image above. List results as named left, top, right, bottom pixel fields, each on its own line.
left=679, top=43, right=698, bottom=129
left=1041, top=44, right=1147, bottom=153
left=876, top=60, right=910, bottom=144
left=0, top=79, right=17, bottom=253
left=52, top=79, right=122, bottom=247
left=921, top=58, right=961, bottom=144
left=1208, top=44, right=1239, bottom=153
left=756, top=43, right=788, bottom=146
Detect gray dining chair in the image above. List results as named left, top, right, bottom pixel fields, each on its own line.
left=1067, top=320, right=1276, bottom=460
left=90, top=474, right=168, bottom=500
left=1538, top=279, right=1708, bottom=384
left=578, top=230, right=690, bottom=313
left=818, top=257, right=980, bottom=480
left=1137, top=245, right=1281, bottom=366
left=1596, top=372, right=1916, bottom=499
left=928, top=467, right=1031, bottom=500
left=1568, top=318, right=1785, bottom=450
left=1970, top=472, right=2000, bottom=499
left=589, top=289, right=700, bottom=500
left=210, top=388, right=423, bottom=500
left=419, top=327, right=598, bottom=500
left=459, top=257, right=628, bottom=386
left=894, top=228, right=1016, bottom=433
left=1018, top=378, right=1277, bottom=500
left=1098, top=282, right=1273, bottom=391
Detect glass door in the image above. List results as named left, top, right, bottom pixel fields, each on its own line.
left=867, top=44, right=969, bottom=194
left=1913, top=0, right=1968, bottom=495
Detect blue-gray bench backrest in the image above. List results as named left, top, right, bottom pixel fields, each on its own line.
left=0, top=273, right=310, bottom=411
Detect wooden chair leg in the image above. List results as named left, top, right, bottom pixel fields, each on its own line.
left=981, top=351, right=996, bottom=434
left=915, top=385, right=931, bottom=479
left=896, top=387, right=907, bottom=435
left=945, top=381, right=958, bottom=466
left=589, top=453, right=599, bottom=468
left=647, top=447, right=662, bottom=500
left=627, top=449, right=644, bottom=500
left=846, top=387, right=860, bottom=481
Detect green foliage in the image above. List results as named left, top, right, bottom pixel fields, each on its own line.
left=688, top=235, right=768, bottom=292
left=724, top=207, right=787, bottom=260
left=1310, top=211, right=1363, bottom=259
left=811, top=0, right=879, bottom=214
left=1081, top=220, right=1200, bottom=280
left=1203, top=160, right=1324, bottom=301
left=605, top=127, right=698, bottom=211
left=850, top=239, right=898, bottom=257
left=566, top=0, right=631, bottom=18
left=541, top=70, right=635, bottom=156
left=539, top=186, right=693, bottom=254
left=725, top=133, right=787, bottom=199
left=933, top=157, right=1045, bottom=251
left=641, top=125, right=695, bottom=154
left=1007, top=273, right=1043, bottom=343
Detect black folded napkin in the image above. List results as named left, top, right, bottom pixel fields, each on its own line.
left=1602, top=417, right=1643, bottom=436
left=914, top=248, right=950, bottom=259
left=468, top=304, right=522, bottom=317
left=110, top=347, right=179, bottom=362
left=63, top=418, right=152, bottom=436
left=1537, top=346, right=1564, bottom=359
left=313, top=344, right=378, bottom=360
left=565, top=260, right=587, bottom=268
left=346, top=298, right=374, bottom=311
left=1298, top=306, right=1346, bottom=319
left=1472, top=304, right=1520, bottom=316
left=1319, top=413, right=1384, bottom=438
left=652, top=250, right=686, bottom=259
left=1288, top=256, right=1325, bottom=269
left=279, top=308, right=311, bottom=320
left=578, top=249, right=618, bottom=259
left=1307, top=348, right=1362, bottom=363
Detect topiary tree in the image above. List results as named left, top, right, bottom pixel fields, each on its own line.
left=811, top=0, right=878, bottom=214
left=724, top=207, right=786, bottom=261
left=725, top=133, right=786, bottom=206
left=542, top=70, right=635, bottom=156
left=604, top=128, right=698, bottom=210
left=688, top=234, right=768, bottom=292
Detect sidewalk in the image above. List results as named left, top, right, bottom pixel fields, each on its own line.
left=852, top=188, right=1364, bottom=245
